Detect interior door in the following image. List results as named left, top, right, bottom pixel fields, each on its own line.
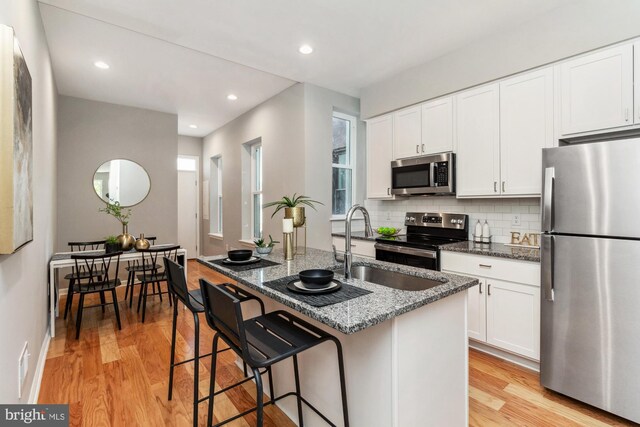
left=178, top=169, right=198, bottom=258
left=541, top=234, right=640, bottom=423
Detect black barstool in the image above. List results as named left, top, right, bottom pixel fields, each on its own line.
left=199, top=279, right=350, bottom=427
left=164, top=258, right=262, bottom=427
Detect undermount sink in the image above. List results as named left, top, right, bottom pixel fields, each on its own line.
left=335, top=264, right=444, bottom=291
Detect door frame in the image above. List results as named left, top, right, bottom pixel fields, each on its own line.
left=178, top=155, right=200, bottom=258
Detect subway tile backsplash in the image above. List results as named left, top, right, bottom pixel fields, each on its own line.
left=363, top=197, right=541, bottom=243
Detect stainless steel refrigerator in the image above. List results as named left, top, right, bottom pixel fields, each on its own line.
left=541, top=137, right=640, bottom=424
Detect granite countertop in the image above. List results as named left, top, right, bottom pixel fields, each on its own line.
left=331, top=231, right=378, bottom=242
left=197, top=248, right=477, bottom=335
left=441, top=241, right=540, bottom=263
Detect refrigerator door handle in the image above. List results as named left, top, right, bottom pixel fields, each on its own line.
left=542, top=234, right=555, bottom=302
left=543, top=167, right=555, bottom=231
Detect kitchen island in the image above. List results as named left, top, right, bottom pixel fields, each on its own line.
left=198, top=248, right=477, bottom=427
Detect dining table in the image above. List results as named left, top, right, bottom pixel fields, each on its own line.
left=47, top=245, right=187, bottom=337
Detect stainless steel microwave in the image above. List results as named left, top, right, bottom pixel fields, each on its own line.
left=390, top=152, right=455, bottom=196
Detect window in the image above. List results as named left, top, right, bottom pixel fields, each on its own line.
left=210, top=156, right=223, bottom=235
left=332, top=112, right=356, bottom=217
left=251, top=143, right=262, bottom=239
left=177, top=157, right=196, bottom=171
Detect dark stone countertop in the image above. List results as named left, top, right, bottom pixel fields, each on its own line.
left=197, top=248, right=477, bottom=335
left=441, top=241, right=540, bottom=263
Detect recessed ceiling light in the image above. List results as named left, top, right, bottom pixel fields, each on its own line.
left=94, top=61, right=110, bottom=70
left=227, top=94, right=238, bottom=101
left=189, top=124, right=198, bottom=129
left=298, top=44, right=313, bottom=55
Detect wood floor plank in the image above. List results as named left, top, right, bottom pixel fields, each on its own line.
left=469, top=385, right=505, bottom=411
left=39, top=260, right=639, bottom=426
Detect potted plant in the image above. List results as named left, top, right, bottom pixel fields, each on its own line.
left=263, top=193, right=323, bottom=227
left=99, top=200, right=135, bottom=250
left=254, top=235, right=279, bottom=255
left=104, top=235, right=120, bottom=254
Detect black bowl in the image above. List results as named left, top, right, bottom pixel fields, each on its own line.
left=227, top=249, right=253, bottom=261
left=298, top=269, right=334, bottom=288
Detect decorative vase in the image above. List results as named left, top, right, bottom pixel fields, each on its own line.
left=134, top=233, right=150, bottom=251
left=285, top=207, right=306, bottom=227
left=117, top=224, right=136, bottom=251
left=255, top=246, right=273, bottom=256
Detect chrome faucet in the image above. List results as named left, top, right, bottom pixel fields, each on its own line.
left=344, top=204, right=373, bottom=279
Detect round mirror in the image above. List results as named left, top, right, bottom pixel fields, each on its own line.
left=93, top=159, right=151, bottom=207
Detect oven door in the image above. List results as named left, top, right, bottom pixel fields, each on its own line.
left=374, top=243, right=438, bottom=270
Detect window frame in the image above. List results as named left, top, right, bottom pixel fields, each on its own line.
left=251, top=143, right=263, bottom=239
left=331, top=111, right=357, bottom=219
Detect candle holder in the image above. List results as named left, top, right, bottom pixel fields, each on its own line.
left=283, top=232, right=294, bottom=260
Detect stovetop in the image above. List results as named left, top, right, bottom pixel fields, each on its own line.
left=375, top=212, right=469, bottom=250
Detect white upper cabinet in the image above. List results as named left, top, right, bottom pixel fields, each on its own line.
left=421, top=97, right=454, bottom=155
left=366, top=114, right=394, bottom=199
left=455, top=83, right=500, bottom=197
left=500, top=67, right=554, bottom=196
left=393, top=105, right=422, bottom=159
left=560, top=44, right=634, bottom=135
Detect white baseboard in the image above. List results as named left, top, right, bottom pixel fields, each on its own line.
left=469, top=340, right=540, bottom=372
left=29, top=330, right=51, bottom=404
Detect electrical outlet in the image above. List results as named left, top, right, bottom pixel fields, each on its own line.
left=18, top=342, right=30, bottom=399
left=386, top=211, right=391, bottom=221
left=512, top=214, right=521, bottom=227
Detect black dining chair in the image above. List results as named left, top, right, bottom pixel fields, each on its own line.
left=164, top=258, right=258, bottom=427
left=124, top=235, right=157, bottom=306
left=71, top=251, right=123, bottom=339
left=136, top=245, right=179, bottom=322
left=64, top=240, right=107, bottom=320
left=199, top=279, right=350, bottom=427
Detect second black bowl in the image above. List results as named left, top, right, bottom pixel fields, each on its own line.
left=298, top=269, right=334, bottom=288
left=228, top=249, right=253, bottom=261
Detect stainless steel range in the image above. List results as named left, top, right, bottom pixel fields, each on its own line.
left=375, top=212, right=468, bottom=270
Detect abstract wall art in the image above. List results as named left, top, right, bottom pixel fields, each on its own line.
left=0, top=25, right=33, bottom=254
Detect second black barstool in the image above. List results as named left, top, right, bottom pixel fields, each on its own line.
left=200, top=279, right=350, bottom=427
left=164, top=258, right=260, bottom=427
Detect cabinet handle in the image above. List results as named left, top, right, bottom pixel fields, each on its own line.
left=416, top=145, right=420, bottom=154
left=625, top=108, right=630, bottom=122
left=502, top=181, right=506, bottom=192
left=488, top=284, right=492, bottom=296
left=421, top=144, right=425, bottom=153
left=494, top=181, right=497, bottom=193
left=387, top=187, right=390, bottom=195
left=479, top=264, right=492, bottom=268
left=479, top=282, right=483, bottom=294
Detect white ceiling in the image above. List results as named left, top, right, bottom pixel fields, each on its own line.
left=39, top=0, right=573, bottom=137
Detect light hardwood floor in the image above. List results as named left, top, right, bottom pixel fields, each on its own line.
left=39, top=260, right=637, bottom=426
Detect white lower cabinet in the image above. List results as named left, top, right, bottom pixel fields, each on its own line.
left=442, top=251, right=540, bottom=361
left=331, top=236, right=376, bottom=259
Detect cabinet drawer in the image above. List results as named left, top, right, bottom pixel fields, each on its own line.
left=332, top=237, right=376, bottom=258
left=440, top=251, right=539, bottom=286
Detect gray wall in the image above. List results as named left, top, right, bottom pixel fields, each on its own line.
left=0, top=0, right=58, bottom=403
left=202, top=83, right=306, bottom=255
left=304, top=84, right=363, bottom=249
left=202, top=83, right=362, bottom=255
left=361, top=0, right=640, bottom=118
left=56, top=96, right=178, bottom=251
